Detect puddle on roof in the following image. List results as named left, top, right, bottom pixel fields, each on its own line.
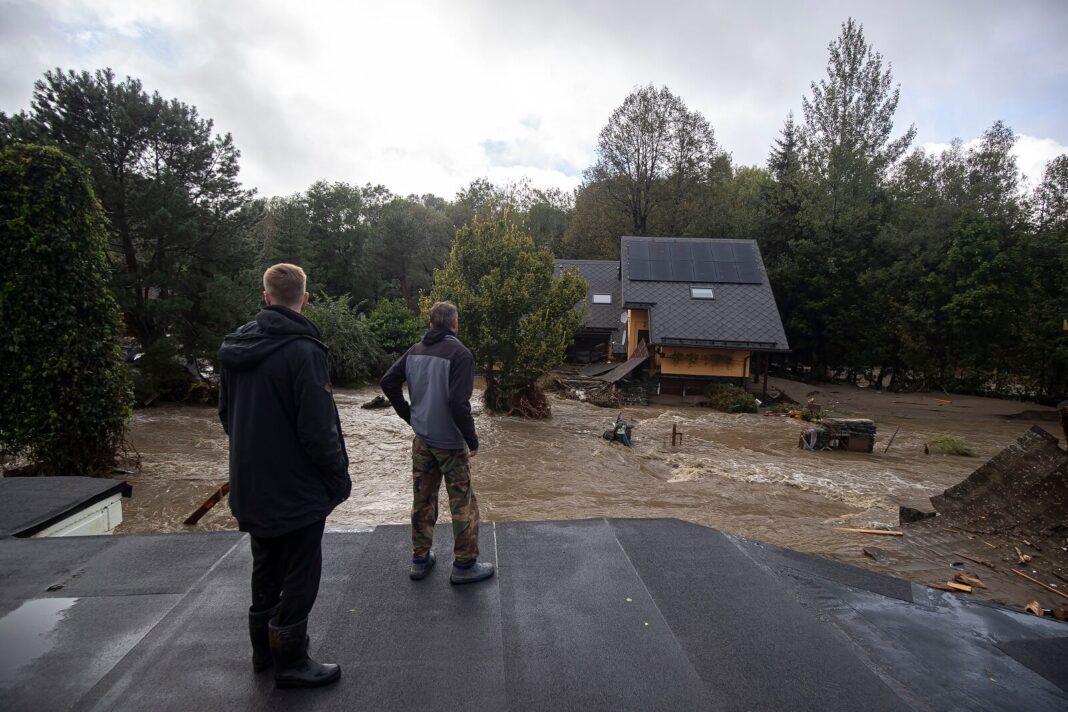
left=0, top=598, right=79, bottom=686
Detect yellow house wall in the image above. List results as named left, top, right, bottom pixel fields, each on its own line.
left=656, top=346, right=751, bottom=377
left=626, top=309, right=649, bottom=358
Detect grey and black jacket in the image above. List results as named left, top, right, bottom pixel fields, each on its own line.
left=380, top=329, right=478, bottom=451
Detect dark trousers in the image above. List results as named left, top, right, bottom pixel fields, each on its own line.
left=250, top=518, right=326, bottom=626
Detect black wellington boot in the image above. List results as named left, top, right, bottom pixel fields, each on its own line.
left=269, top=618, right=341, bottom=689
left=249, top=605, right=279, bottom=672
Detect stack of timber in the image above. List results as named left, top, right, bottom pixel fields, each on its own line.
left=799, top=418, right=877, bottom=453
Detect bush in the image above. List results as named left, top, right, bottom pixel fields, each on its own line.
left=703, top=383, right=758, bottom=413
left=927, top=434, right=978, bottom=457
left=0, top=145, right=132, bottom=475
left=304, top=293, right=385, bottom=386
left=367, top=298, right=425, bottom=359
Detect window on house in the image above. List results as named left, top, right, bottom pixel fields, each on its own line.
left=690, top=287, right=714, bottom=299
left=592, top=293, right=612, bottom=304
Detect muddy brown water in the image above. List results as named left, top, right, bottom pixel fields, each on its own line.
left=118, top=381, right=1068, bottom=610
left=119, top=382, right=1048, bottom=544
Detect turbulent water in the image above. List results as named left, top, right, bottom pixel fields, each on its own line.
left=119, top=385, right=1034, bottom=563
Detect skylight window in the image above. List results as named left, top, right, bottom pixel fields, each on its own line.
left=690, top=287, right=714, bottom=299
left=592, top=293, right=612, bottom=304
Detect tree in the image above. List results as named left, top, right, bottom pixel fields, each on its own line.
left=584, top=84, right=719, bottom=236
left=368, top=298, right=426, bottom=360
left=0, top=144, right=132, bottom=475
left=787, top=18, right=915, bottom=375
left=303, top=293, right=385, bottom=385
left=428, top=212, right=587, bottom=416
left=370, top=196, right=453, bottom=306
left=6, top=68, right=257, bottom=393
left=799, top=18, right=915, bottom=232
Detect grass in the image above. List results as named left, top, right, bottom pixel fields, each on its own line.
left=927, top=434, right=979, bottom=457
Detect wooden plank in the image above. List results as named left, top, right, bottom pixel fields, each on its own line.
left=1011, top=569, right=1068, bottom=601
left=184, top=483, right=230, bottom=525
left=834, top=527, right=904, bottom=536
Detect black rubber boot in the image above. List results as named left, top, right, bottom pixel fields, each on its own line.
left=269, top=618, right=341, bottom=689
left=249, top=605, right=279, bottom=672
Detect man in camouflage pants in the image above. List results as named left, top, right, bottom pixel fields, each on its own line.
left=381, top=301, right=494, bottom=585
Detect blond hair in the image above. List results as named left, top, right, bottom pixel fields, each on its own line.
left=263, top=263, right=307, bottom=308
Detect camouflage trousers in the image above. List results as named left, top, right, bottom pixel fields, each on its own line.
left=411, top=436, right=480, bottom=562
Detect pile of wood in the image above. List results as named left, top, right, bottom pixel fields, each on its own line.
left=547, top=374, right=619, bottom=408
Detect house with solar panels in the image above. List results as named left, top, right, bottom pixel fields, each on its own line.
left=555, top=236, right=790, bottom=394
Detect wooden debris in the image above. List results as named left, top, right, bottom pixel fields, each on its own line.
left=954, top=573, right=986, bottom=589
left=883, top=427, right=900, bottom=453
left=945, top=581, right=973, bottom=593
left=1015, top=546, right=1033, bottom=565
left=184, top=483, right=230, bottom=526
left=1024, top=601, right=1044, bottom=617
left=1011, top=569, right=1068, bottom=601
left=953, top=552, right=997, bottom=570
left=835, top=527, right=903, bottom=536
left=928, top=583, right=959, bottom=592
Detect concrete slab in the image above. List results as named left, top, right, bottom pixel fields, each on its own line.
left=0, top=518, right=1064, bottom=711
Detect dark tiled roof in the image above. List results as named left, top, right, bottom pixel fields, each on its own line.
left=620, top=236, right=790, bottom=352
left=554, top=259, right=625, bottom=348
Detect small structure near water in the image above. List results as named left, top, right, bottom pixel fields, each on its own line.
left=800, top=418, right=877, bottom=453
left=0, top=476, right=131, bottom=538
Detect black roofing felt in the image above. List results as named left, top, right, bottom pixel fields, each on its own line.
left=621, top=237, right=790, bottom=351
left=0, top=477, right=131, bottom=538
left=1, top=519, right=1065, bottom=711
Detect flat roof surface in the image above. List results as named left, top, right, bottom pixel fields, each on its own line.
left=0, top=518, right=1065, bottom=711
left=0, top=477, right=131, bottom=538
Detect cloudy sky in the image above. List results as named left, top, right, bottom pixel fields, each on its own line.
left=2, top=0, right=1066, bottom=199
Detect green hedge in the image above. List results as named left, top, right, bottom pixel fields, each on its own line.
left=0, top=145, right=132, bottom=475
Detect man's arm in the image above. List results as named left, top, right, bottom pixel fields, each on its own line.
left=217, top=368, right=229, bottom=435
left=449, top=351, right=479, bottom=452
left=293, top=344, right=350, bottom=502
left=380, top=350, right=412, bottom=423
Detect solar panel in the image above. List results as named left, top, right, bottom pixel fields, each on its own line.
left=629, top=259, right=651, bottom=280
left=649, top=260, right=672, bottom=280
left=670, top=260, right=694, bottom=280
left=693, top=261, right=716, bottom=282
left=625, top=240, right=763, bottom=284
left=717, top=261, right=741, bottom=282
left=737, top=262, right=762, bottom=283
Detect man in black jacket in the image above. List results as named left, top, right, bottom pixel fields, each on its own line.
left=218, top=263, right=349, bottom=688
left=381, top=301, right=494, bottom=585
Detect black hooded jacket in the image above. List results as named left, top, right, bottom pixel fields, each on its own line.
left=218, top=306, right=350, bottom=538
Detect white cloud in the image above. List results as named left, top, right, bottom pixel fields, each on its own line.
left=2, top=0, right=1066, bottom=199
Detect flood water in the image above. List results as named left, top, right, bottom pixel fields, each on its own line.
left=119, top=384, right=1041, bottom=565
